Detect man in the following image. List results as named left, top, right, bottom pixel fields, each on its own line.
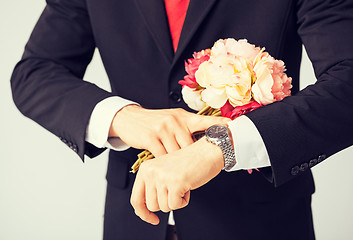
left=11, top=0, right=353, bottom=239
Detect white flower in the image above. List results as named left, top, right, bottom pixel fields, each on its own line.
left=195, top=54, right=253, bottom=108
left=212, top=38, right=261, bottom=62
left=181, top=86, right=206, bottom=111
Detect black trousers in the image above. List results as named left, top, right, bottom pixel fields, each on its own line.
left=103, top=181, right=315, bottom=240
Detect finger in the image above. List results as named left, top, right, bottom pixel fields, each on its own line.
left=148, top=139, right=167, bottom=157
left=183, top=190, right=191, bottom=205
left=145, top=185, right=160, bottom=212
left=163, top=110, right=194, bottom=148
left=188, top=115, right=231, bottom=133
left=138, top=209, right=160, bottom=226
left=175, top=128, right=194, bottom=148
left=157, top=187, right=171, bottom=213
left=131, top=177, right=160, bottom=225
left=168, top=187, right=190, bottom=210
left=160, top=133, right=180, bottom=153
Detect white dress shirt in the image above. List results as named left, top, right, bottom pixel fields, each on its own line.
left=85, top=96, right=271, bottom=225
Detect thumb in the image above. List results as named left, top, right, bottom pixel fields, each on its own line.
left=187, top=114, right=231, bottom=133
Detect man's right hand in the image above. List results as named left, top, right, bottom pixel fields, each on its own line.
left=108, top=105, right=229, bottom=157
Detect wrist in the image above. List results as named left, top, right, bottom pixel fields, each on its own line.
left=205, top=124, right=236, bottom=171
left=225, top=122, right=235, bottom=148
left=197, top=137, right=224, bottom=172
left=109, top=104, right=141, bottom=137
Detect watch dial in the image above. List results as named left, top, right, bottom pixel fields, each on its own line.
left=208, top=125, right=227, bottom=139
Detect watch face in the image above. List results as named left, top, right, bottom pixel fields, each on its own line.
left=207, top=125, right=228, bottom=139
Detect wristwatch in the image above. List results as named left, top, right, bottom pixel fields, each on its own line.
left=205, top=124, right=236, bottom=171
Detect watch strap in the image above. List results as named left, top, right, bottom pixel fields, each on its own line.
left=219, top=137, right=236, bottom=171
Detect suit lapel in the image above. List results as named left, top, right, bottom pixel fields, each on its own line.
left=134, top=0, right=218, bottom=67
left=172, top=0, right=218, bottom=67
left=134, top=0, right=174, bottom=63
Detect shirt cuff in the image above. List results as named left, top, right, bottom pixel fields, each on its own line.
left=227, top=115, right=271, bottom=171
left=85, top=96, right=138, bottom=150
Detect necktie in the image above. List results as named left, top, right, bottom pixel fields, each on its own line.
left=164, top=0, right=190, bottom=51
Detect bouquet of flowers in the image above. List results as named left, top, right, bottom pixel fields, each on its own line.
left=131, top=38, right=292, bottom=173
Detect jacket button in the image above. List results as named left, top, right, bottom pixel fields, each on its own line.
left=169, top=91, right=181, bottom=103
left=69, top=144, right=78, bottom=153
left=309, top=159, right=318, bottom=167
left=73, top=146, right=78, bottom=153
left=291, top=166, right=300, bottom=176
left=318, top=154, right=326, bottom=162
left=300, top=163, right=309, bottom=171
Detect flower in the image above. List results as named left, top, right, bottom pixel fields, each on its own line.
left=252, top=52, right=292, bottom=105
left=212, top=38, right=262, bottom=62
left=221, top=101, right=262, bottom=119
left=179, top=38, right=292, bottom=112
left=181, top=86, right=206, bottom=111
left=179, top=49, right=211, bottom=89
left=195, top=51, right=253, bottom=108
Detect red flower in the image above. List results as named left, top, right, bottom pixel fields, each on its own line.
left=179, top=49, right=211, bottom=89
left=221, top=101, right=263, bottom=120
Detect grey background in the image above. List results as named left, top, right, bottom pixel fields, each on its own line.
left=1, top=1, right=352, bottom=239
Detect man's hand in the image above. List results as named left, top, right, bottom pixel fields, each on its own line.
left=130, top=138, right=224, bottom=225
left=109, top=105, right=229, bottom=157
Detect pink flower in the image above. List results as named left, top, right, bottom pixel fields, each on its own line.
left=179, top=49, right=211, bottom=89
left=252, top=52, right=292, bottom=105
left=221, top=101, right=263, bottom=120
left=247, top=169, right=260, bottom=174
left=271, top=60, right=292, bottom=101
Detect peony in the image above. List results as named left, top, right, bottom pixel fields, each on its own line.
left=212, top=38, right=262, bottom=62
left=179, top=38, right=292, bottom=113
left=221, top=100, right=263, bottom=119
left=252, top=52, right=292, bottom=105
left=181, top=86, right=206, bottom=111
left=179, top=49, right=211, bottom=89
left=195, top=54, right=253, bottom=108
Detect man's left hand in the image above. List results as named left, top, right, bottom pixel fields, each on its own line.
left=130, top=138, right=224, bottom=225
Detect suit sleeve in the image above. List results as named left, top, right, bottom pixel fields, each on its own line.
left=246, top=0, right=353, bottom=186
left=10, top=0, right=114, bottom=161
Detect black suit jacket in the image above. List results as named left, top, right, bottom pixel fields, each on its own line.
left=11, top=0, right=353, bottom=239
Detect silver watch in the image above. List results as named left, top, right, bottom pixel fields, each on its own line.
left=205, top=124, right=236, bottom=171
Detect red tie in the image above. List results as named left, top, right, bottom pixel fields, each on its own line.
left=164, top=0, right=190, bottom=52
